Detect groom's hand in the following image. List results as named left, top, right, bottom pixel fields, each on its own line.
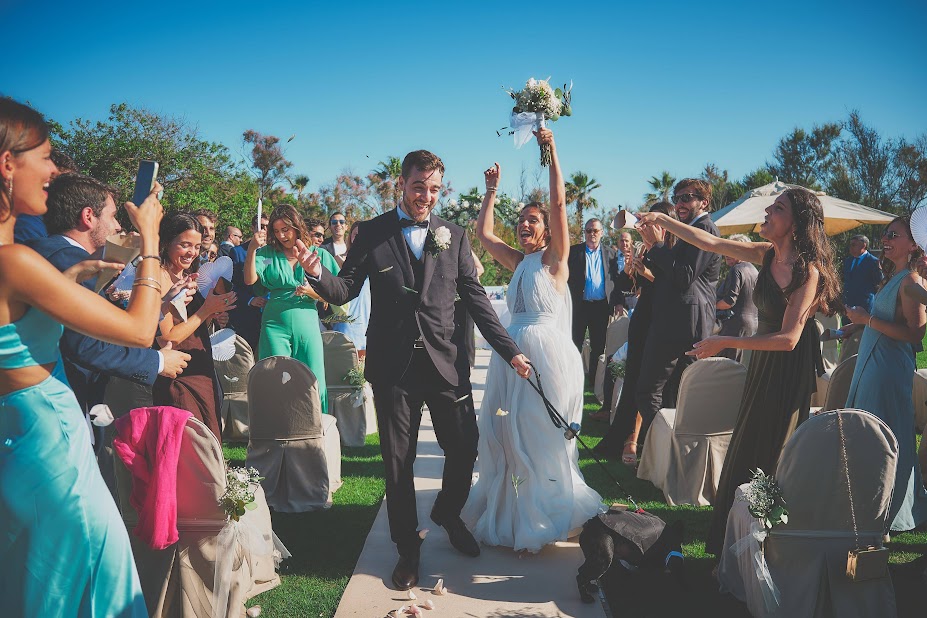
left=510, top=354, right=531, bottom=379
left=295, top=239, right=322, bottom=279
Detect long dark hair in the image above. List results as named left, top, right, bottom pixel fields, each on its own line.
left=267, top=204, right=308, bottom=253
left=776, top=188, right=842, bottom=316
left=159, top=211, right=203, bottom=274
left=649, top=200, right=677, bottom=250
left=879, top=215, right=923, bottom=289
left=0, top=97, right=50, bottom=220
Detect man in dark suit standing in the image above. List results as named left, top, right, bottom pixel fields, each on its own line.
left=26, top=174, right=191, bottom=484
left=843, top=234, right=881, bottom=318
left=631, top=179, right=721, bottom=447
left=300, top=150, right=530, bottom=590
left=567, top=217, right=623, bottom=387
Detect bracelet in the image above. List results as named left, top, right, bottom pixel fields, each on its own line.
left=485, top=187, right=497, bottom=192
left=132, top=254, right=162, bottom=266
left=132, top=281, right=162, bottom=292
left=868, top=315, right=874, bottom=328
left=133, top=276, right=161, bottom=285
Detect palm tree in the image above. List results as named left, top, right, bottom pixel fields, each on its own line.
left=370, top=156, right=403, bottom=211
left=644, top=171, right=676, bottom=204
left=565, top=171, right=601, bottom=228
left=288, top=174, right=310, bottom=203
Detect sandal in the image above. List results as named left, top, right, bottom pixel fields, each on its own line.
left=621, top=440, right=638, bottom=468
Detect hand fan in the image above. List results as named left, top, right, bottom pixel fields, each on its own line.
left=197, top=256, right=233, bottom=297
left=611, top=209, right=638, bottom=230
left=210, top=328, right=237, bottom=362
left=169, top=289, right=189, bottom=322
left=910, top=205, right=927, bottom=252
left=111, top=262, right=137, bottom=292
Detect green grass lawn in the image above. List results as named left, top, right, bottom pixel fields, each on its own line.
left=227, top=371, right=927, bottom=616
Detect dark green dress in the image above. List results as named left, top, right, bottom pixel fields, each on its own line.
left=705, top=253, right=823, bottom=555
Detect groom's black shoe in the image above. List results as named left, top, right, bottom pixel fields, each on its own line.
left=391, top=545, right=420, bottom=591
left=431, top=508, right=480, bottom=557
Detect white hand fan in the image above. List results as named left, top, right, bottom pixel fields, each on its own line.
left=197, top=256, right=233, bottom=297
left=910, top=206, right=927, bottom=252
left=611, top=209, right=638, bottom=230
left=111, top=262, right=137, bottom=292
left=210, top=328, right=237, bottom=362
left=169, top=289, right=189, bottom=322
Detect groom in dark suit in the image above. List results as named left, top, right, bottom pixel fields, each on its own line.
left=300, top=150, right=530, bottom=590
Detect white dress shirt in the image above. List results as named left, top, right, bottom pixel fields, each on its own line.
left=397, top=208, right=429, bottom=260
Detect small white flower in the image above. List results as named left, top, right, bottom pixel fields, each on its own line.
left=496, top=408, right=509, bottom=416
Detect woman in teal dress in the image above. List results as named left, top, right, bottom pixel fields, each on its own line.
left=0, top=98, right=166, bottom=616
left=845, top=215, right=927, bottom=532
left=245, top=204, right=339, bottom=413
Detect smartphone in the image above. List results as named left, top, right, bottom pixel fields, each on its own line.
left=131, top=160, right=159, bottom=206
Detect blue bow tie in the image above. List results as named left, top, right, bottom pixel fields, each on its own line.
left=400, top=219, right=428, bottom=229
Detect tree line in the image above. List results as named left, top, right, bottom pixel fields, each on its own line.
left=48, top=103, right=926, bottom=285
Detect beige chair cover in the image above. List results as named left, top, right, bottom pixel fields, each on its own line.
left=718, top=409, right=898, bottom=618
left=637, top=358, right=747, bottom=506
left=594, top=316, right=631, bottom=403
left=321, top=331, right=377, bottom=447
left=814, top=327, right=862, bottom=408
left=246, top=356, right=342, bottom=512
left=821, top=355, right=857, bottom=413
left=115, top=417, right=280, bottom=617
left=913, top=369, right=927, bottom=432
left=215, top=334, right=255, bottom=441
left=100, top=377, right=155, bottom=497
left=817, top=312, right=841, bottom=372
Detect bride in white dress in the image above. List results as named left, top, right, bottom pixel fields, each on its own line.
left=461, top=128, right=603, bottom=552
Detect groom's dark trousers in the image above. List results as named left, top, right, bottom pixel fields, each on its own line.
left=310, top=209, right=520, bottom=555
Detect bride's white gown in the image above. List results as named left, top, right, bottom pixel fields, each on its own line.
left=462, top=250, right=604, bottom=552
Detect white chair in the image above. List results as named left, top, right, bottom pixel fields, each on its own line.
left=215, top=333, right=255, bottom=440
left=115, top=414, right=280, bottom=617
left=246, top=356, right=342, bottom=512
left=637, top=358, right=747, bottom=506
left=718, top=409, right=899, bottom=618
left=321, top=331, right=377, bottom=447
left=594, top=315, right=630, bottom=403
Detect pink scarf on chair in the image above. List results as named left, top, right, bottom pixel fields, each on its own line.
left=113, top=406, right=193, bottom=549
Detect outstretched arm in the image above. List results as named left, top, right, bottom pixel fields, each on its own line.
left=538, top=129, right=568, bottom=271
left=475, top=163, right=523, bottom=272
left=636, top=211, right=770, bottom=265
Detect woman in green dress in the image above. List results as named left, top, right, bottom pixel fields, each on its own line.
left=245, top=204, right=339, bottom=413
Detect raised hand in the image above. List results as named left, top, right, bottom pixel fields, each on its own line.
left=63, top=259, right=123, bottom=284
left=203, top=290, right=237, bottom=317
left=295, top=239, right=322, bottom=279
left=124, top=181, right=164, bottom=239
left=533, top=127, right=555, bottom=148
left=252, top=228, right=267, bottom=248
left=484, top=163, right=501, bottom=191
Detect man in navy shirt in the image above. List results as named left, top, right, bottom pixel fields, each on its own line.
left=843, top=234, right=882, bottom=317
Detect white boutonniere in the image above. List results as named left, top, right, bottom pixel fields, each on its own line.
left=426, top=226, right=452, bottom=257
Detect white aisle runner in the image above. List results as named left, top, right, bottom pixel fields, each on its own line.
left=335, top=350, right=607, bottom=617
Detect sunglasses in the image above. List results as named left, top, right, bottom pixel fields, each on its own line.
left=882, top=230, right=903, bottom=240
left=672, top=193, right=702, bottom=204
left=584, top=229, right=602, bottom=234
left=330, top=219, right=346, bottom=225
left=309, top=232, right=324, bottom=239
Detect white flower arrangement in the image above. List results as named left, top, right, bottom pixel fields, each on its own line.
left=608, top=360, right=626, bottom=379
left=505, top=77, right=573, bottom=166
left=740, top=468, right=789, bottom=530
left=426, top=226, right=452, bottom=257
left=219, top=465, right=263, bottom=522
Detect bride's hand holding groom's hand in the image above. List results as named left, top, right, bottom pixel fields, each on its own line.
left=510, top=354, right=532, bottom=378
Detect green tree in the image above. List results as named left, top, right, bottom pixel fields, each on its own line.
left=644, top=171, right=676, bottom=204
left=51, top=102, right=259, bottom=229
left=768, top=123, right=842, bottom=189
left=565, top=171, right=601, bottom=228
left=701, top=163, right=743, bottom=212
left=242, top=129, right=292, bottom=203
left=288, top=173, right=311, bottom=204
left=367, top=156, right=403, bottom=213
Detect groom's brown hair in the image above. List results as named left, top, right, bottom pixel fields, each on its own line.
left=401, top=150, right=445, bottom=179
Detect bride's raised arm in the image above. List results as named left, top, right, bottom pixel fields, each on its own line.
left=538, top=129, right=569, bottom=280
left=475, top=163, right=524, bottom=272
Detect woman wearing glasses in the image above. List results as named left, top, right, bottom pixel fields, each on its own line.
left=245, top=204, right=339, bottom=413
left=636, top=187, right=841, bottom=557
left=844, top=217, right=927, bottom=533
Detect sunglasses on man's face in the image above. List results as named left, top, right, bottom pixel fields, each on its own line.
left=330, top=219, right=346, bottom=226
left=672, top=193, right=702, bottom=205
left=584, top=228, right=602, bottom=234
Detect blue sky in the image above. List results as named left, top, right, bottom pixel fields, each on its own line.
left=6, top=0, right=926, bottom=211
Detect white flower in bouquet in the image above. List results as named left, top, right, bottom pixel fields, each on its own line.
left=505, top=77, right=573, bottom=166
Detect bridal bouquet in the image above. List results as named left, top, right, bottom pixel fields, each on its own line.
left=505, top=77, right=573, bottom=166
left=741, top=468, right=789, bottom=530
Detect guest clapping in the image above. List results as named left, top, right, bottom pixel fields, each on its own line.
left=154, top=211, right=235, bottom=440
left=245, top=205, right=339, bottom=413
left=637, top=187, right=841, bottom=556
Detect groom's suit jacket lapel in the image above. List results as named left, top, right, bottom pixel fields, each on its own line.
left=386, top=211, right=415, bottom=291
left=419, top=218, right=438, bottom=300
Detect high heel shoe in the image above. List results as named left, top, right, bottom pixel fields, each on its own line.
left=621, top=440, right=638, bottom=468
